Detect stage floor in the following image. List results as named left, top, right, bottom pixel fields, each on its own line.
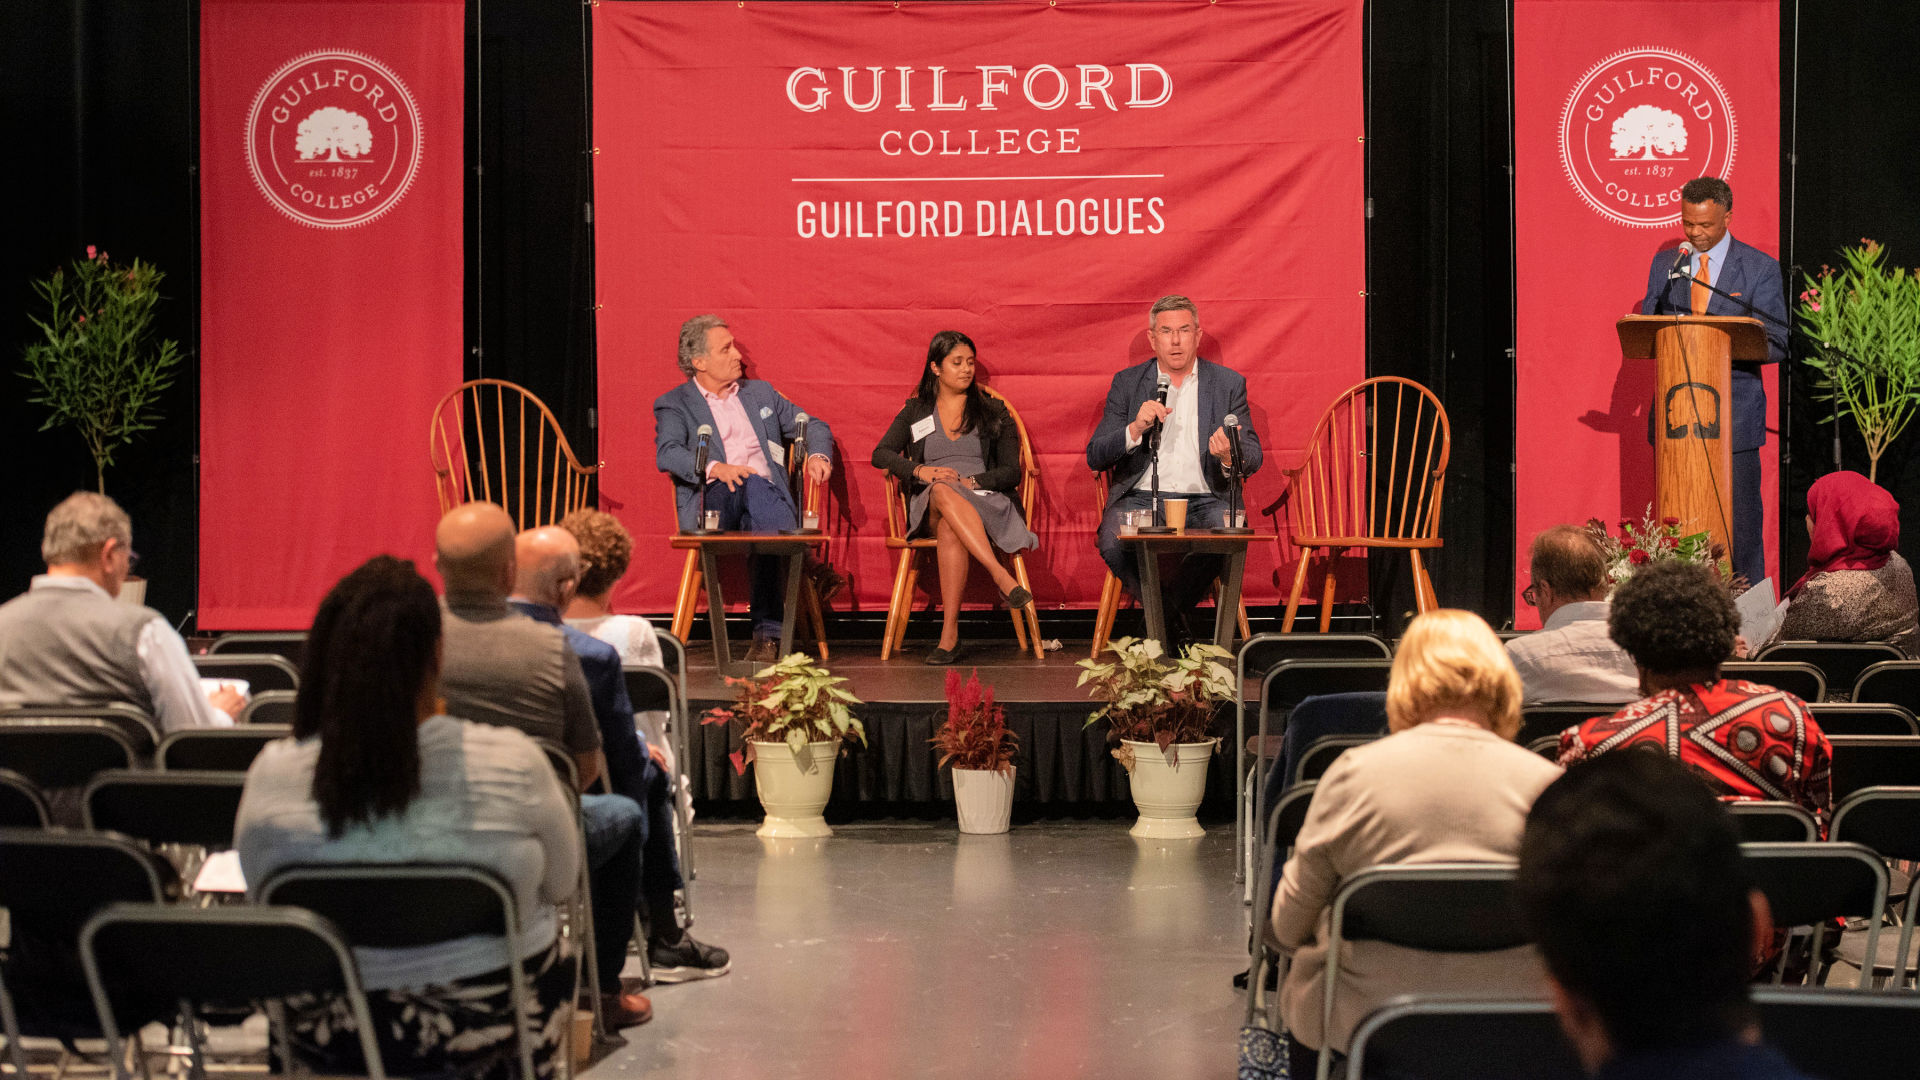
left=684, top=637, right=1086, bottom=702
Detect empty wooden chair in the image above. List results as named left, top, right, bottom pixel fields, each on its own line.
left=429, top=378, right=598, bottom=529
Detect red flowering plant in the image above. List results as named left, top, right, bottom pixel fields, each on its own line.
left=699, top=652, right=865, bottom=775
left=1584, top=506, right=1734, bottom=591
left=930, top=668, right=1016, bottom=773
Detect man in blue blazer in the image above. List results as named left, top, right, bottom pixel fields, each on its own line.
left=1087, top=295, right=1263, bottom=635
left=655, top=315, right=834, bottom=659
left=1639, top=176, right=1788, bottom=587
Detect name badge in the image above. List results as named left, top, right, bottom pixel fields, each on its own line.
left=909, top=415, right=938, bottom=442
left=765, top=442, right=786, bottom=467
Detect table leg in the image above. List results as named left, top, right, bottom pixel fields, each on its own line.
left=778, top=550, right=805, bottom=660
left=1214, top=546, right=1248, bottom=650
left=700, top=548, right=734, bottom=674
left=1137, top=547, right=1167, bottom=650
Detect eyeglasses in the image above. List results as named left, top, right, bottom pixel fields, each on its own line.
left=1521, top=582, right=1539, bottom=607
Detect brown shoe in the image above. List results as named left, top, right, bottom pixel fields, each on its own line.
left=744, top=637, right=780, bottom=665
left=596, top=990, right=653, bottom=1028
left=806, top=562, right=846, bottom=605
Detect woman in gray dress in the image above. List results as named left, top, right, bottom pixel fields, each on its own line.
left=872, top=331, right=1038, bottom=663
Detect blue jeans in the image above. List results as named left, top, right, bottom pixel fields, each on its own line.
left=702, top=473, right=798, bottom=638
left=579, top=792, right=643, bottom=986
left=629, top=760, right=686, bottom=935
left=1096, top=488, right=1230, bottom=607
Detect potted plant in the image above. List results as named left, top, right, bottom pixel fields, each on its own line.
left=701, top=652, right=865, bottom=838
left=931, top=668, right=1018, bottom=834
left=1798, top=239, right=1920, bottom=482
left=1077, top=637, right=1234, bottom=839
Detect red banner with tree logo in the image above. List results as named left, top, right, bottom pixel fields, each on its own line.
left=1513, top=0, right=1780, bottom=626
left=592, top=0, right=1366, bottom=617
left=198, top=0, right=463, bottom=628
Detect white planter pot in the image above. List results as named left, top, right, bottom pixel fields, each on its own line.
left=1118, top=738, right=1214, bottom=839
left=750, top=738, right=841, bottom=838
left=950, top=767, right=1015, bottom=834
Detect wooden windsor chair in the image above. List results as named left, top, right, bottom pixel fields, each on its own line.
left=1271, top=376, right=1449, bottom=632
left=1088, top=471, right=1251, bottom=657
left=881, top=387, right=1043, bottom=661
left=429, top=379, right=599, bottom=529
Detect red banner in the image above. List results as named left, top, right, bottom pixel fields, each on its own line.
left=592, top=0, right=1366, bottom=615
left=1514, top=0, right=1779, bottom=626
left=199, top=0, right=464, bottom=628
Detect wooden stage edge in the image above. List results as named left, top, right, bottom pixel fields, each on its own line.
left=686, top=637, right=1108, bottom=704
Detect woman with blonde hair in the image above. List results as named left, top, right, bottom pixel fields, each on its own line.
left=1269, top=610, right=1561, bottom=1077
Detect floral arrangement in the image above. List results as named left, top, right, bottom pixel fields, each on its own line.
left=19, top=246, right=183, bottom=492
left=1798, top=239, right=1920, bottom=482
left=1584, top=507, right=1729, bottom=588
left=700, top=653, right=866, bottom=775
left=930, top=668, right=1017, bottom=773
left=1077, top=637, right=1234, bottom=764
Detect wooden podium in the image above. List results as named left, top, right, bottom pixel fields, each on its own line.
left=1616, top=315, right=1769, bottom=559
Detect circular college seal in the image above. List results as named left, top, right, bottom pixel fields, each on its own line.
left=1557, top=48, right=1736, bottom=228
left=245, top=50, right=423, bottom=229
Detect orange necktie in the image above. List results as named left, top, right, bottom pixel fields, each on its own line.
left=1690, top=252, right=1711, bottom=315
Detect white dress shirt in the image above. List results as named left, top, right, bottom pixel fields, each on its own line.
left=1506, top=600, right=1642, bottom=705
left=30, top=575, right=232, bottom=732
left=1124, top=366, right=1208, bottom=494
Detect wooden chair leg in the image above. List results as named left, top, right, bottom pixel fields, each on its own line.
left=880, top=549, right=915, bottom=661
left=898, top=562, right=921, bottom=653
left=672, top=548, right=702, bottom=643
left=1410, top=549, right=1437, bottom=613
left=1319, top=558, right=1338, bottom=633
left=1093, top=573, right=1121, bottom=657
left=1282, top=551, right=1313, bottom=632
left=1237, top=599, right=1251, bottom=643
left=802, top=579, right=829, bottom=661
left=1012, top=555, right=1042, bottom=661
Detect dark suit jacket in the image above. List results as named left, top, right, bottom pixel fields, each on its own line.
left=654, top=378, right=834, bottom=531
left=507, top=599, right=652, bottom=802
left=1085, top=358, right=1263, bottom=506
left=871, top=394, right=1023, bottom=496
left=1640, top=235, right=1788, bottom=453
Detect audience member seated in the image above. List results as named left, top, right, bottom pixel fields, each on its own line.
left=234, top=555, right=580, bottom=1080
left=1519, top=751, right=1810, bottom=1080
left=1767, top=470, right=1918, bottom=657
left=1508, top=524, right=1640, bottom=704
left=0, top=491, right=239, bottom=729
left=1269, top=609, right=1561, bottom=1076
left=511, top=526, right=729, bottom=982
left=1559, top=561, right=1833, bottom=831
left=433, top=502, right=653, bottom=1027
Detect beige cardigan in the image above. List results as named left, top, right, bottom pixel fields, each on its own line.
left=1269, top=721, right=1562, bottom=1052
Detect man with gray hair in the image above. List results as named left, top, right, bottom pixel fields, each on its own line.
left=655, top=315, right=836, bottom=661
left=1087, top=295, right=1263, bottom=643
left=0, top=492, right=239, bottom=730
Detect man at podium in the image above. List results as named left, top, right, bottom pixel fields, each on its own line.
left=1638, top=176, right=1788, bottom=586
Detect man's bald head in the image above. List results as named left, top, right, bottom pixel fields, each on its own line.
left=435, top=502, right=517, bottom=597
left=514, top=526, right=581, bottom=608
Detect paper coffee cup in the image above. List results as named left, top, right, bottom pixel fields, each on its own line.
left=1164, top=498, right=1189, bottom=532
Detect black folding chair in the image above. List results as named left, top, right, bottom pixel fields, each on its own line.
left=239, top=689, right=298, bottom=725
left=159, top=725, right=291, bottom=771
left=1828, top=735, right=1920, bottom=802
left=1830, top=787, right=1920, bottom=986
left=1807, top=702, right=1920, bottom=736
left=0, top=718, right=146, bottom=791
left=0, top=767, right=49, bottom=827
left=1742, top=841, right=1887, bottom=987
left=1245, top=782, right=1319, bottom=1049
left=1853, top=660, right=1920, bottom=712
left=1526, top=736, right=1562, bottom=761
left=1346, top=997, right=1582, bottom=1080
left=1249, top=658, right=1395, bottom=890
left=626, top=663, right=696, bottom=919
left=257, top=863, right=541, bottom=1080
left=1235, top=634, right=1392, bottom=887
left=1754, top=986, right=1920, bottom=1080
left=1516, top=703, right=1616, bottom=747
left=1320, top=864, right=1530, bottom=1080
left=208, top=631, right=309, bottom=666
left=1294, top=734, right=1377, bottom=786
left=1727, top=801, right=1819, bottom=843
left=0, top=829, right=176, bottom=1073
left=192, top=653, right=300, bottom=694
left=1757, top=642, right=1905, bottom=696
left=84, top=770, right=248, bottom=850
left=80, top=903, right=385, bottom=1080
left=1721, top=660, right=1827, bottom=703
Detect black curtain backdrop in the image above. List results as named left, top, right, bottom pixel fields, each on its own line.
left=5, top=0, right=1919, bottom=631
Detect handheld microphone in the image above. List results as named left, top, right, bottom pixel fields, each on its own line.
left=1223, top=413, right=1244, bottom=473
left=693, top=424, right=713, bottom=479
left=1155, top=374, right=1171, bottom=409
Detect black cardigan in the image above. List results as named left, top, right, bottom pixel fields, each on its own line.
left=870, top=394, right=1023, bottom=498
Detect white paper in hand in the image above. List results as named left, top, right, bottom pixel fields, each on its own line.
left=192, top=849, right=249, bottom=894
left=1735, top=577, right=1785, bottom=653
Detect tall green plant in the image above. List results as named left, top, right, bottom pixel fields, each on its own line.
left=1799, top=240, right=1920, bottom=482
left=20, top=246, right=182, bottom=492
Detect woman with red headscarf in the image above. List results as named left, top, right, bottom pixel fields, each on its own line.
left=1774, top=471, right=1917, bottom=657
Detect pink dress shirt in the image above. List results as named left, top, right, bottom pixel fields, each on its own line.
left=698, top=382, right=773, bottom=481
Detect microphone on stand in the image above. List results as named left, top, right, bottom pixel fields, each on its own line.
left=783, top=413, right=817, bottom=535
left=1139, top=373, right=1176, bottom=534
left=1668, top=241, right=1695, bottom=278
left=1220, top=413, right=1252, bottom=533
left=691, top=424, right=719, bottom=534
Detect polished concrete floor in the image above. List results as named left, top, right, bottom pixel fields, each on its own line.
left=608, top=820, right=1249, bottom=1080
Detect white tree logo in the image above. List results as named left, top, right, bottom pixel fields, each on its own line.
left=1609, top=104, right=1688, bottom=161
left=294, top=106, right=373, bottom=162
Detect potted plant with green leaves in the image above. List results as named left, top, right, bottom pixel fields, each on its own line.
left=1798, top=239, right=1920, bottom=482
left=701, top=652, right=866, bottom=838
left=1077, top=636, right=1234, bottom=839
left=931, top=668, right=1018, bottom=834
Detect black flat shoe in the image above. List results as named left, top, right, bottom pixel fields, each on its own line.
left=925, top=643, right=962, bottom=665
left=1000, top=585, right=1032, bottom=609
